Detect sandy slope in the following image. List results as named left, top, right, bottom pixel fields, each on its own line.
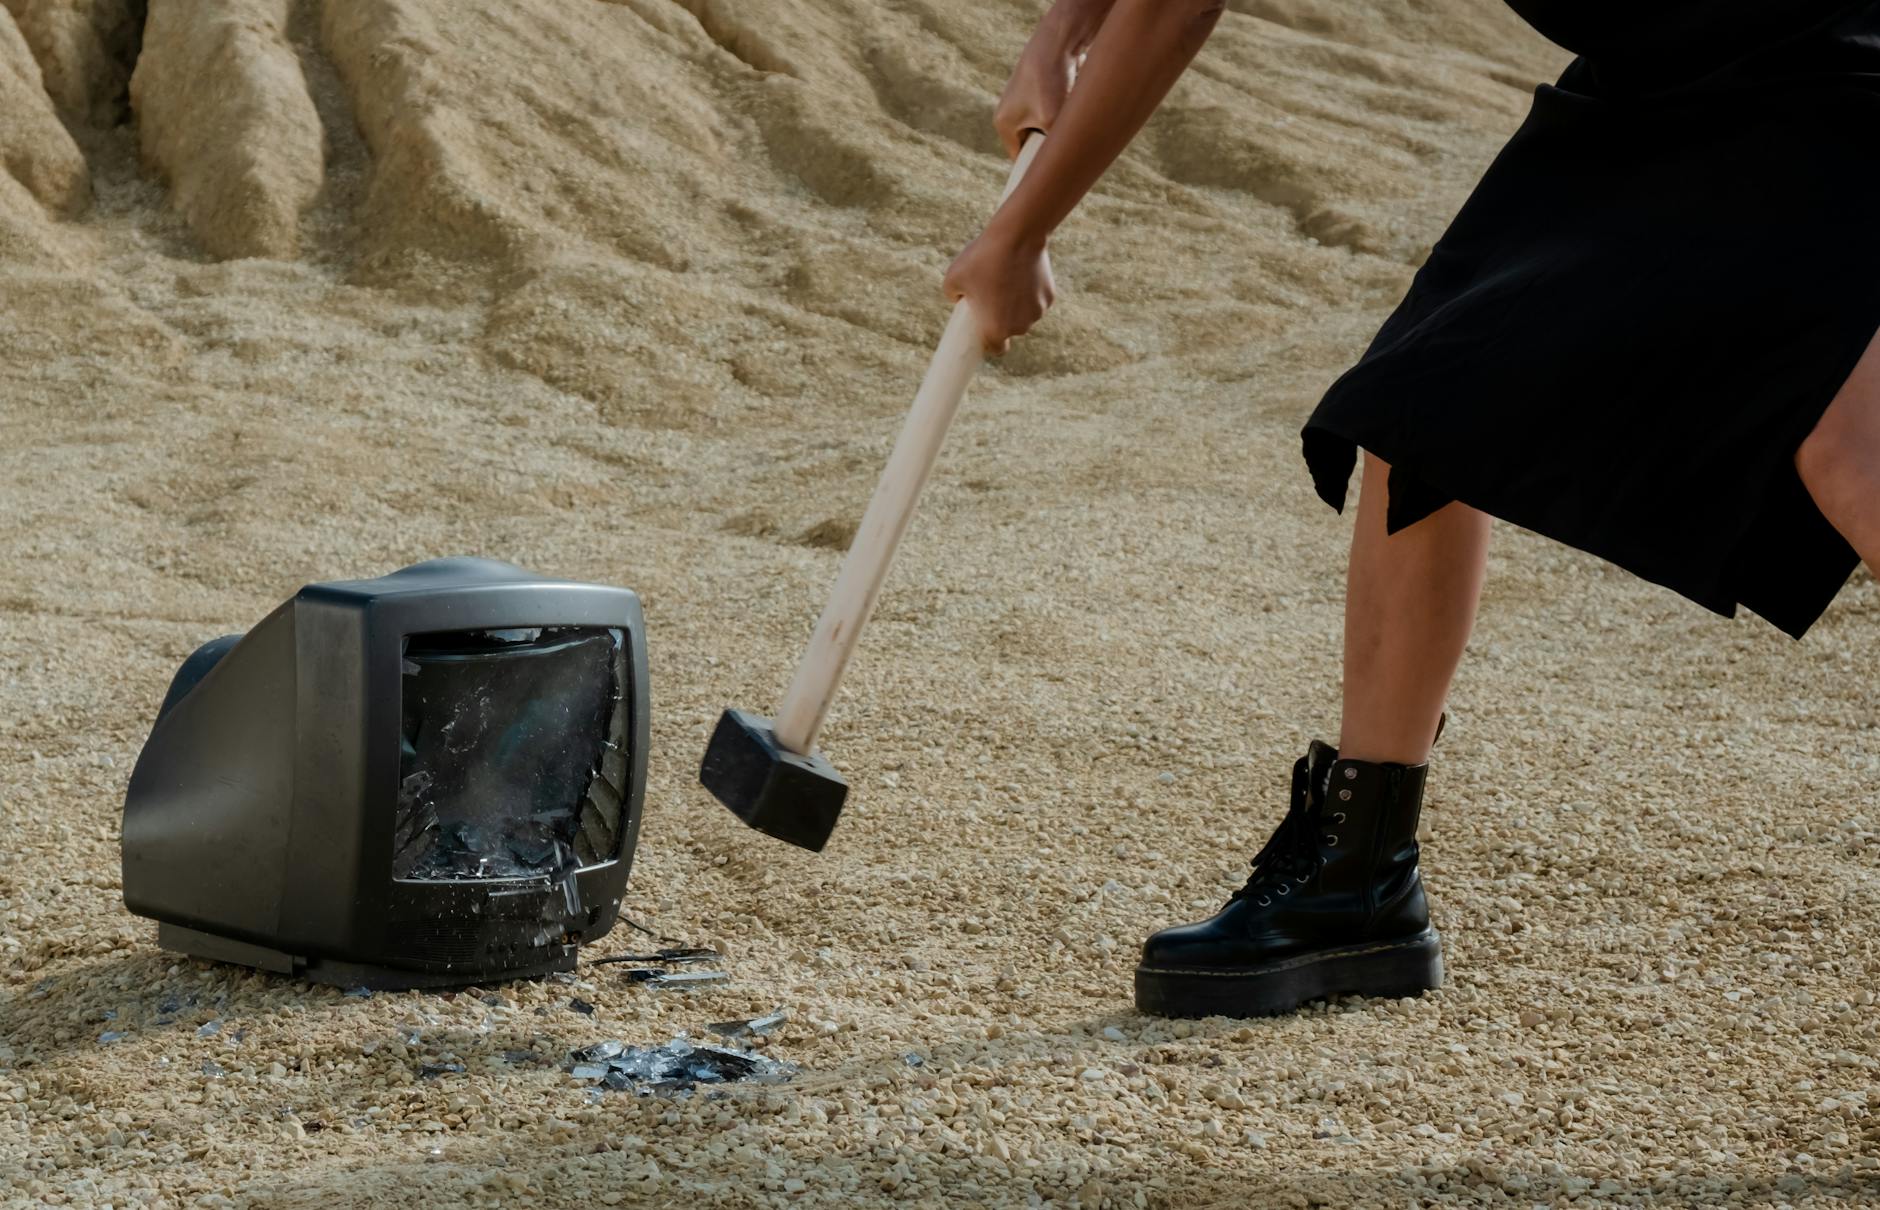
left=2, top=1, right=1877, bottom=1206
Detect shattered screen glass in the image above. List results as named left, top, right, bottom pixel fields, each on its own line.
left=395, top=626, right=627, bottom=881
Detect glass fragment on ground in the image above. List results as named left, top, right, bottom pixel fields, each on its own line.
left=707, top=1008, right=790, bottom=1039
left=564, top=1034, right=794, bottom=1095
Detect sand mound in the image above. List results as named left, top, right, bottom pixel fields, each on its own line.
left=0, top=4, right=89, bottom=218
left=130, top=0, right=325, bottom=260
left=0, top=0, right=140, bottom=124
left=12, top=3, right=1880, bottom=1207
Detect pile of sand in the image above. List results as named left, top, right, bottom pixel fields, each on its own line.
left=4, top=2, right=1877, bottom=1206
left=0, top=3, right=90, bottom=240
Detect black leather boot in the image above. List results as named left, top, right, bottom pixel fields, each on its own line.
left=1133, top=740, right=1443, bottom=1018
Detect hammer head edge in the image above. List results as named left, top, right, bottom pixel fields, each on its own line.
left=699, top=708, right=847, bottom=853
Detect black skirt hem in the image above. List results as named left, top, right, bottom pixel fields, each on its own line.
left=1298, top=5, right=1880, bottom=642
left=1299, top=283, right=1879, bottom=641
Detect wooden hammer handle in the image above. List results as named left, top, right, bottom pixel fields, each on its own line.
left=771, top=135, right=1048, bottom=755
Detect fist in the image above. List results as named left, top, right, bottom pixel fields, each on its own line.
left=942, top=230, right=1057, bottom=357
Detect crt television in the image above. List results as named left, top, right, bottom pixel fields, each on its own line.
left=121, top=558, right=649, bottom=988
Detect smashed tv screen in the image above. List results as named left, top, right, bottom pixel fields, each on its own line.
left=395, top=626, right=629, bottom=881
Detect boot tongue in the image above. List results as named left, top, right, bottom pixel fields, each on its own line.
left=1305, top=740, right=1339, bottom=800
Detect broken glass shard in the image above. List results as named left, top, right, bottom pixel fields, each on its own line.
left=201, top=1060, right=225, bottom=1078
left=565, top=1035, right=795, bottom=1095
left=593, top=947, right=720, bottom=967
left=572, top=1040, right=625, bottom=1063
left=624, top=970, right=730, bottom=990
left=98, top=1031, right=128, bottom=1045
left=568, top=998, right=596, bottom=1015
left=419, top=1061, right=465, bottom=1079
left=708, top=1008, right=790, bottom=1039
left=344, top=986, right=373, bottom=999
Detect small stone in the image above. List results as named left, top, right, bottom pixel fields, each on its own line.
left=1205, top=1084, right=1247, bottom=1110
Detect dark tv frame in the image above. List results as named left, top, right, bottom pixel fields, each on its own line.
left=122, top=558, right=650, bottom=988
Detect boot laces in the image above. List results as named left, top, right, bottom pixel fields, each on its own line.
left=1230, top=754, right=1327, bottom=904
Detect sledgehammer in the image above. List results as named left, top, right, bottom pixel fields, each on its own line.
left=699, top=135, right=1047, bottom=851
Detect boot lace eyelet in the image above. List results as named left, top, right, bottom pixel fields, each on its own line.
left=1324, top=834, right=1339, bottom=846
left=1276, top=884, right=1290, bottom=896
left=1333, top=812, right=1347, bottom=823
left=1257, top=895, right=1271, bottom=906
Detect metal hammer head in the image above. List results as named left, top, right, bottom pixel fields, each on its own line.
left=698, top=709, right=848, bottom=852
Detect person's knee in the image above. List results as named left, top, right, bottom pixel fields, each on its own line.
left=1800, top=332, right=1880, bottom=494
left=1796, top=422, right=1843, bottom=490
left=1796, top=404, right=1880, bottom=506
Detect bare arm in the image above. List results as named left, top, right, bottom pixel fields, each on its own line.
left=990, top=0, right=1225, bottom=250
left=946, top=0, right=1227, bottom=352
left=995, top=0, right=1124, bottom=155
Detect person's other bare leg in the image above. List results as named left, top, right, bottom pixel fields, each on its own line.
left=1797, top=327, right=1880, bottom=570
left=1338, top=453, right=1492, bottom=764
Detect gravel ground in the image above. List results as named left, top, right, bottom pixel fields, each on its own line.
left=2, top=1, right=1877, bottom=1206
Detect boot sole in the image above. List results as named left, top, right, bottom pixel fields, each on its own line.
left=1133, top=929, right=1443, bottom=1019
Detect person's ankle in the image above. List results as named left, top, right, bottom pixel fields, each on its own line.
left=1335, top=710, right=1447, bottom=765
left=1334, top=745, right=1429, bottom=766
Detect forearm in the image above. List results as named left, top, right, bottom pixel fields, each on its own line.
left=988, top=0, right=1225, bottom=248
left=1029, top=0, right=1122, bottom=61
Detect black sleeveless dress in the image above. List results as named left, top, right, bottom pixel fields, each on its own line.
left=1301, top=0, right=1880, bottom=639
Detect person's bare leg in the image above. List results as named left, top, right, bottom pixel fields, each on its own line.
left=1796, top=327, right=1880, bottom=570
left=1338, top=453, right=1493, bottom=764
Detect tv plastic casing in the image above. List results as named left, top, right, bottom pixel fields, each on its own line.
left=121, top=558, right=650, bottom=989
